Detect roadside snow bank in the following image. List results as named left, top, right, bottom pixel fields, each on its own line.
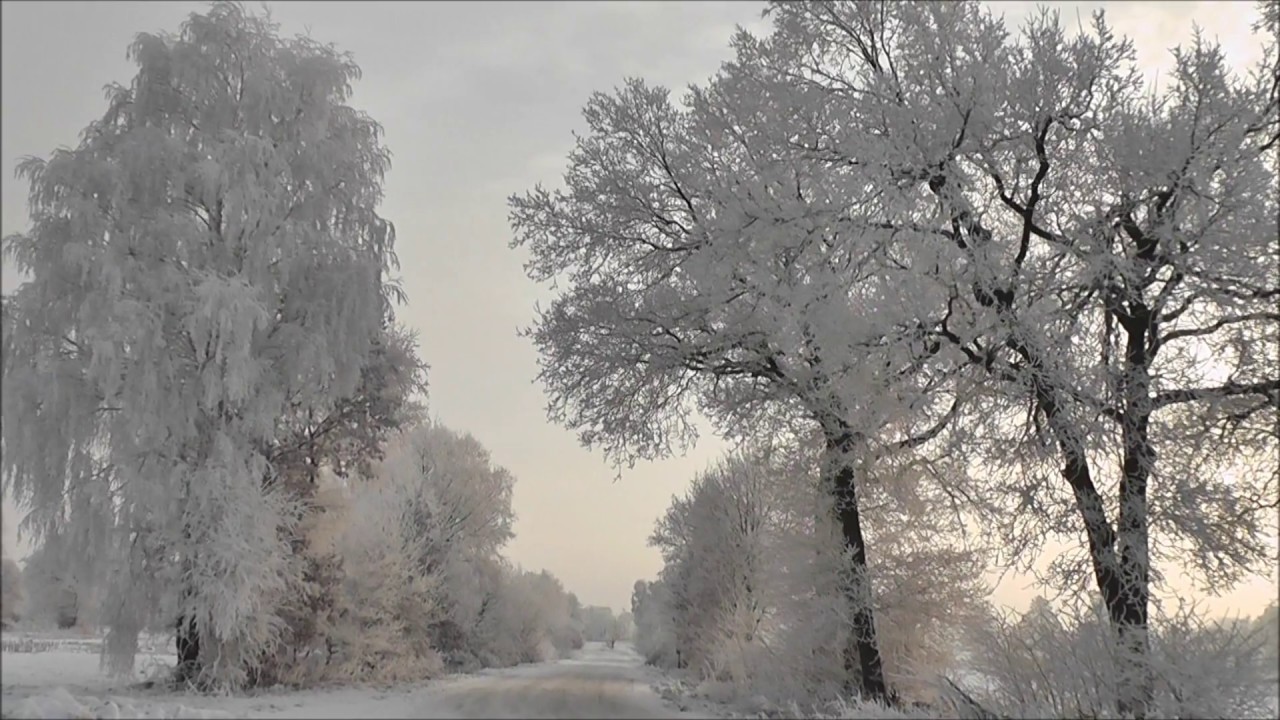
left=2, top=688, right=240, bottom=720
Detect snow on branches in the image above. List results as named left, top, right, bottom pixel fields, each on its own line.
left=518, top=0, right=1277, bottom=713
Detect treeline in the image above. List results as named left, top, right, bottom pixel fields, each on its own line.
left=3, top=421, right=604, bottom=686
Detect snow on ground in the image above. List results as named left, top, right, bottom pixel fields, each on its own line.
left=2, top=635, right=701, bottom=719
left=1, top=631, right=174, bottom=694
left=1, top=631, right=231, bottom=719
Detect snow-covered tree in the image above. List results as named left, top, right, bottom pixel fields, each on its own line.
left=632, top=579, right=679, bottom=667
left=540, top=1, right=1276, bottom=712
left=580, top=605, right=617, bottom=643
left=271, top=323, right=427, bottom=496
left=563, top=592, right=587, bottom=651
left=510, top=48, right=962, bottom=706
left=649, top=451, right=779, bottom=679
left=639, top=439, right=988, bottom=707
left=18, top=534, right=92, bottom=630
left=608, top=611, right=634, bottom=646
left=1, top=2, right=401, bottom=689
left=264, top=325, right=427, bottom=684
left=374, top=422, right=515, bottom=662
left=742, top=3, right=1278, bottom=714
left=379, top=423, right=516, bottom=566
left=318, top=478, right=444, bottom=684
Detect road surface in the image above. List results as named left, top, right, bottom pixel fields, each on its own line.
left=414, top=642, right=706, bottom=719
left=0, top=639, right=708, bottom=719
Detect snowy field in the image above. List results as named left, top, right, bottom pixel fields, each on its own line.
left=1, top=635, right=703, bottom=719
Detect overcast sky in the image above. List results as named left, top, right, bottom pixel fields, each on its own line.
left=1, top=1, right=1273, bottom=616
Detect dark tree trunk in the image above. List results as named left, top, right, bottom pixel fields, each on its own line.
left=933, top=167, right=1156, bottom=717
left=824, top=425, right=890, bottom=705
left=1036, top=372, right=1150, bottom=718
left=174, top=611, right=200, bottom=685
left=1113, top=304, right=1156, bottom=719
left=174, top=510, right=202, bottom=687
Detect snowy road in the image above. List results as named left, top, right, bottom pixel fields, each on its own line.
left=2, top=639, right=708, bottom=719
left=413, top=643, right=705, bottom=719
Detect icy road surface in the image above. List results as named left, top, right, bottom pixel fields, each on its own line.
left=413, top=642, right=706, bottom=719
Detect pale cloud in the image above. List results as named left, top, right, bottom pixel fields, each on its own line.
left=1, top=1, right=1271, bottom=617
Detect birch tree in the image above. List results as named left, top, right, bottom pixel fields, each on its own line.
left=1, top=2, right=400, bottom=689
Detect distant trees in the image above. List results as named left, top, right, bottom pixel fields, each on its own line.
left=517, top=0, right=1277, bottom=713
left=637, top=442, right=987, bottom=704
left=579, top=605, right=618, bottom=643
left=18, top=536, right=92, bottom=631
left=256, top=419, right=587, bottom=685
left=1, top=556, right=23, bottom=629
left=609, top=611, right=634, bottom=647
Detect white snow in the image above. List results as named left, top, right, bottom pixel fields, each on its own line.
left=2, top=639, right=703, bottom=719
left=411, top=642, right=710, bottom=719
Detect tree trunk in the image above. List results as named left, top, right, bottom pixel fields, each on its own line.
left=174, top=610, right=200, bottom=685
left=1037, top=374, right=1150, bottom=718
left=938, top=173, right=1155, bottom=716
left=1114, top=306, right=1156, bottom=719
left=174, top=495, right=202, bottom=687
left=824, top=425, right=890, bottom=704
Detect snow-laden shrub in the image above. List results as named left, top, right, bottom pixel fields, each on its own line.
left=633, top=579, right=679, bottom=667
left=19, top=538, right=95, bottom=632
left=959, top=597, right=1279, bottom=719
left=311, top=481, right=445, bottom=685
left=1, top=556, right=24, bottom=628
left=466, top=566, right=580, bottom=668
left=1148, top=603, right=1279, bottom=720
left=637, top=446, right=989, bottom=713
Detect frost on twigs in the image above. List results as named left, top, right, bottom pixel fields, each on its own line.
left=544, top=0, right=1278, bottom=715
left=960, top=596, right=1279, bottom=719
left=637, top=441, right=989, bottom=711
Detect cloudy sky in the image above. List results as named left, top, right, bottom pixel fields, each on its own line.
left=1, top=1, right=1273, bottom=615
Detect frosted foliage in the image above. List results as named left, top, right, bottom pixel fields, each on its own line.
left=342, top=421, right=588, bottom=674
left=522, top=0, right=1277, bottom=712
left=323, top=483, right=444, bottom=684
left=641, top=442, right=989, bottom=708
left=962, top=597, right=1280, bottom=719
left=510, top=72, right=958, bottom=463
left=632, top=579, right=677, bottom=667
left=1, top=557, right=24, bottom=626
left=376, top=423, right=517, bottom=564
left=1, top=2, right=398, bottom=689
left=745, top=0, right=1279, bottom=588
